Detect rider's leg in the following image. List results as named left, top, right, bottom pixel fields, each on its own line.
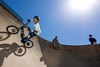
left=28, top=32, right=37, bottom=39
left=21, top=32, right=36, bottom=43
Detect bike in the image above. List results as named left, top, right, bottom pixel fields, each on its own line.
left=0, top=32, right=11, bottom=41
left=6, top=21, right=34, bottom=48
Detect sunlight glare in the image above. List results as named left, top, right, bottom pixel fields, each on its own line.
left=68, top=0, right=96, bottom=11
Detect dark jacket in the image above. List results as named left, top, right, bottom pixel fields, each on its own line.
left=89, top=38, right=97, bottom=44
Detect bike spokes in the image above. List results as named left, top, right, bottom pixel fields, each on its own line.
left=24, top=40, right=34, bottom=48
left=6, top=25, right=19, bottom=34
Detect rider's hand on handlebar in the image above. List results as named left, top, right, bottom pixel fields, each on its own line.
left=27, top=19, right=31, bottom=22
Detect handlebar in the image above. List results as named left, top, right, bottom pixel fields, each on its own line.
left=25, top=19, right=32, bottom=25
left=19, top=19, right=32, bottom=31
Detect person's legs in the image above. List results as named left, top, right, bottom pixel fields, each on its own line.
left=26, top=31, right=36, bottom=39
left=21, top=31, right=37, bottom=43
left=90, top=41, right=93, bottom=45
left=53, top=43, right=56, bottom=49
left=28, top=32, right=37, bottom=39
left=93, top=41, right=96, bottom=45
left=56, top=43, right=61, bottom=49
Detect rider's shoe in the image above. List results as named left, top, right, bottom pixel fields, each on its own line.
left=21, top=37, right=29, bottom=43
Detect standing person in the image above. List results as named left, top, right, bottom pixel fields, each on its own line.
left=52, top=36, right=60, bottom=49
left=21, top=16, right=41, bottom=43
left=89, top=34, right=97, bottom=45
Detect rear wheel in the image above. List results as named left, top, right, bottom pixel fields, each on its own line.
left=0, top=32, right=11, bottom=41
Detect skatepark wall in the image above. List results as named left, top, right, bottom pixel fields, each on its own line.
left=0, top=1, right=24, bottom=44
left=0, top=1, right=46, bottom=67
left=38, top=36, right=100, bottom=67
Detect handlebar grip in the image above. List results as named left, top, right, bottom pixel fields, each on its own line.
left=27, top=19, right=31, bottom=22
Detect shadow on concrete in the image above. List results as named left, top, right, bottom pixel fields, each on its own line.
left=0, top=43, right=26, bottom=66
left=0, top=31, right=11, bottom=41
left=38, top=36, right=59, bottom=67
left=38, top=36, right=100, bottom=67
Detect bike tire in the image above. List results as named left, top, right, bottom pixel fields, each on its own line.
left=24, top=40, right=34, bottom=48
left=0, top=32, right=11, bottom=41
left=6, top=25, right=19, bottom=34
left=13, top=46, right=26, bottom=56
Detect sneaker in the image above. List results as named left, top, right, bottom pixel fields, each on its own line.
left=21, top=37, right=28, bottom=43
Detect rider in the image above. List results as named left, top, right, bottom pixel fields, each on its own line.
left=22, top=16, right=41, bottom=43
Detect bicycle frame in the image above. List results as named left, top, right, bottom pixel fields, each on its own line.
left=20, top=21, right=31, bottom=39
left=6, top=21, right=34, bottom=48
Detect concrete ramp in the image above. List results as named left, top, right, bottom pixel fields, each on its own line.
left=0, top=34, right=100, bottom=67
left=0, top=36, right=46, bottom=67
left=0, top=4, right=46, bottom=66
left=38, top=37, right=100, bottom=67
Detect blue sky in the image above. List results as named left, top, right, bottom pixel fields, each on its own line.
left=4, top=0, right=100, bottom=45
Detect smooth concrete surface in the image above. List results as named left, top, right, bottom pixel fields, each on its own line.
left=0, top=37, right=46, bottom=67
left=38, top=37, right=100, bottom=67
left=0, top=34, right=100, bottom=67
left=0, top=5, right=46, bottom=67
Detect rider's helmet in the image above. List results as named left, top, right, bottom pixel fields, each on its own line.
left=89, top=34, right=92, bottom=37
left=34, top=16, right=40, bottom=22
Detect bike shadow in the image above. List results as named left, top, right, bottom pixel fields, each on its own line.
left=0, top=31, right=11, bottom=41
left=0, top=42, right=26, bottom=66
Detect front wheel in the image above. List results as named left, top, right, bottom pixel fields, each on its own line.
left=0, top=32, right=11, bottom=41
left=24, top=40, right=34, bottom=48
left=6, top=25, right=19, bottom=34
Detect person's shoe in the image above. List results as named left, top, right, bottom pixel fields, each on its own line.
left=21, top=37, right=28, bottom=43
